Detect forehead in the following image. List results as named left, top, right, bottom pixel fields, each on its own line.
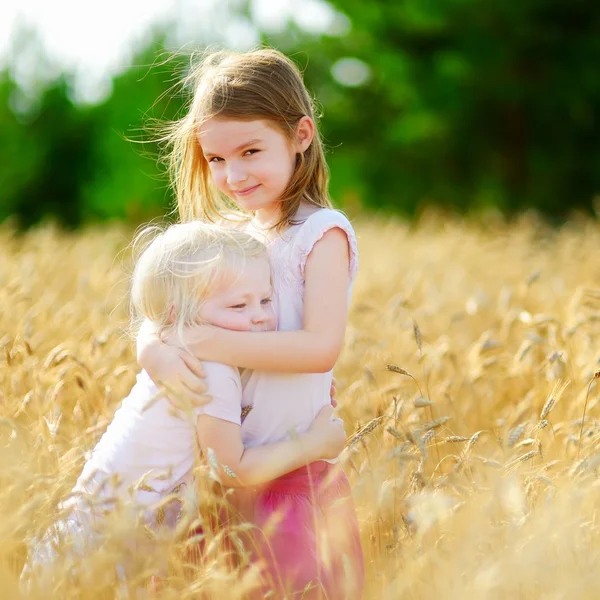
left=226, top=257, right=271, bottom=290
left=198, top=118, right=284, bottom=151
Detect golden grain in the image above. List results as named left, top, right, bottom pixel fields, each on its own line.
left=5, top=216, right=600, bottom=598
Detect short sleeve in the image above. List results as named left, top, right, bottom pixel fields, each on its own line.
left=194, top=362, right=243, bottom=425
left=292, top=209, right=359, bottom=282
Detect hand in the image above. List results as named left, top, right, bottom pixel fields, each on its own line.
left=330, top=376, right=337, bottom=408
left=305, top=405, right=346, bottom=461
left=140, top=338, right=209, bottom=408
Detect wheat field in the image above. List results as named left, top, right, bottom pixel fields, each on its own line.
left=2, top=213, right=600, bottom=599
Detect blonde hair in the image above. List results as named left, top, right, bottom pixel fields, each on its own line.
left=131, top=221, right=268, bottom=345
left=162, top=47, right=333, bottom=231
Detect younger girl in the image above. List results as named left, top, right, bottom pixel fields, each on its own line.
left=22, top=222, right=346, bottom=591
left=139, top=48, right=365, bottom=598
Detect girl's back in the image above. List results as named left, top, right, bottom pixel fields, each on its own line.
left=74, top=364, right=241, bottom=510
left=74, top=371, right=195, bottom=503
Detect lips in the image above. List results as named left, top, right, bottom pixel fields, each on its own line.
left=233, top=184, right=260, bottom=197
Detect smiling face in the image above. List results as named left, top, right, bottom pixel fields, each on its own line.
left=197, top=256, right=276, bottom=332
left=198, top=118, right=312, bottom=226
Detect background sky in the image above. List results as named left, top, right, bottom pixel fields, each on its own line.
left=0, top=0, right=343, bottom=103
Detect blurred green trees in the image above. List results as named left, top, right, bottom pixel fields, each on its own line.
left=295, top=0, right=600, bottom=216
left=0, top=73, right=95, bottom=227
left=0, top=33, right=186, bottom=228
left=1, top=0, right=600, bottom=228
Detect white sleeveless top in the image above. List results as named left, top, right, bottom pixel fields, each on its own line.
left=66, top=208, right=358, bottom=524
left=239, top=208, right=359, bottom=448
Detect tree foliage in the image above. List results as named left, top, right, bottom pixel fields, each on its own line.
left=1, top=1, right=600, bottom=227
left=293, top=0, right=600, bottom=216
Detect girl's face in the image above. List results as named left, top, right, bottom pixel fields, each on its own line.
left=198, top=257, right=276, bottom=332
left=198, top=117, right=313, bottom=226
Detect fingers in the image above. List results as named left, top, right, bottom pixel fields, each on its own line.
left=159, top=380, right=211, bottom=410
left=330, top=378, right=337, bottom=399
left=179, top=376, right=208, bottom=397
left=330, top=376, right=338, bottom=407
left=180, top=390, right=212, bottom=408
left=332, top=416, right=346, bottom=436
left=167, top=391, right=212, bottom=410
left=180, top=351, right=206, bottom=378
left=316, top=404, right=334, bottom=421
left=177, top=362, right=208, bottom=397
left=177, top=374, right=211, bottom=407
left=146, top=350, right=209, bottom=410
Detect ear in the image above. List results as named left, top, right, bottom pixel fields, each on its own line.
left=296, top=116, right=315, bottom=153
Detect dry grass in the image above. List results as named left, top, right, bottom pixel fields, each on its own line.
left=3, top=212, right=600, bottom=598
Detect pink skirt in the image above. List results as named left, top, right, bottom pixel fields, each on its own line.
left=252, top=461, right=364, bottom=599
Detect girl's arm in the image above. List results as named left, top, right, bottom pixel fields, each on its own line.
left=196, top=405, right=345, bottom=487
left=183, top=228, right=351, bottom=373
left=137, top=319, right=338, bottom=404
left=137, top=319, right=208, bottom=406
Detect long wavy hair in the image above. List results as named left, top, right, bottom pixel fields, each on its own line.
left=161, top=48, right=332, bottom=230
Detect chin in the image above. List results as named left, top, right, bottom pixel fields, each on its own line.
left=238, top=197, right=278, bottom=212
left=238, top=200, right=266, bottom=212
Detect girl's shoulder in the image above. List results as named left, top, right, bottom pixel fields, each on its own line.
left=294, top=206, right=355, bottom=229
left=293, top=208, right=357, bottom=245
left=137, top=365, right=241, bottom=410
left=291, top=207, right=359, bottom=278
left=203, top=361, right=242, bottom=388
left=195, top=362, right=244, bottom=425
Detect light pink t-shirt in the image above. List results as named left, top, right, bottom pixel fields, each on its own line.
left=69, top=363, right=245, bottom=524
left=238, top=208, right=359, bottom=448
left=66, top=208, right=357, bottom=527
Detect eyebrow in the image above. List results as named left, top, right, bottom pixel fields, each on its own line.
left=228, top=287, right=272, bottom=300
left=203, top=138, right=263, bottom=158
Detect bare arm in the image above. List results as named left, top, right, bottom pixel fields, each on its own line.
left=196, top=405, right=345, bottom=487
left=183, top=228, right=351, bottom=372
left=137, top=319, right=209, bottom=405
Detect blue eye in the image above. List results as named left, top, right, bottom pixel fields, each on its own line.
left=261, top=298, right=272, bottom=305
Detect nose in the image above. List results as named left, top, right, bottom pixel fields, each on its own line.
left=250, top=302, right=275, bottom=331
left=251, top=306, right=268, bottom=324
left=226, top=161, right=247, bottom=186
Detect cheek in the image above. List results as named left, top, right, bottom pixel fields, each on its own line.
left=214, top=311, right=252, bottom=332
left=266, top=308, right=277, bottom=330
left=226, top=316, right=253, bottom=332
left=281, top=152, right=297, bottom=184
left=263, top=155, right=295, bottom=189
left=210, top=166, right=227, bottom=189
